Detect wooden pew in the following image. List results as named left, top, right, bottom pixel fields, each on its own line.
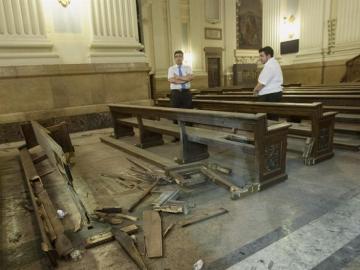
left=156, top=99, right=337, bottom=165
left=218, top=90, right=360, bottom=95
left=108, top=104, right=291, bottom=188
left=193, top=94, right=360, bottom=107
left=200, top=84, right=360, bottom=95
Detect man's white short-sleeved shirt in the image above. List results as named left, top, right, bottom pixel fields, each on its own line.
left=168, top=64, right=192, bottom=90
left=258, top=57, right=283, bottom=95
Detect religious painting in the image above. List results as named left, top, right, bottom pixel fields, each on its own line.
left=236, top=0, right=262, bottom=49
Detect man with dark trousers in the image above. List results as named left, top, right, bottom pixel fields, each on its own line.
left=253, top=46, right=283, bottom=120
left=168, top=50, right=193, bottom=110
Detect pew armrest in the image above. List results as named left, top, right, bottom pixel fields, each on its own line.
left=322, top=111, right=337, bottom=118
left=267, top=122, right=292, bottom=134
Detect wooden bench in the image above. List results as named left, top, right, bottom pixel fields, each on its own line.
left=197, top=85, right=360, bottom=95
left=156, top=99, right=338, bottom=164
left=108, top=104, right=291, bottom=188
left=217, top=90, right=360, bottom=95
left=193, top=94, right=360, bottom=107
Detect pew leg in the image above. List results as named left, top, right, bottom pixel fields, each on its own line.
left=114, top=123, right=135, bottom=139
left=255, top=130, right=288, bottom=189
left=178, top=122, right=209, bottom=163
left=136, top=116, right=164, bottom=148
left=305, top=116, right=335, bottom=165
left=137, top=130, right=164, bottom=148
left=112, top=112, right=135, bottom=139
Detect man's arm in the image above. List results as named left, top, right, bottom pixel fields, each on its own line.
left=179, top=74, right=193, bottom=82
left=253, top=82, right=264, bottom=95
left=168, top=67, right=184, bottom=84
left=169, top=77, right=186, bottom=84
left=177, top=67, right=193, bottom=82
left=254, top=65, right=272, bottom=95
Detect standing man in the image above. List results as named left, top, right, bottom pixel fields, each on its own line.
left=168, top=50, right=193, bottom=110
left=253, top=46, right=283, bottom=120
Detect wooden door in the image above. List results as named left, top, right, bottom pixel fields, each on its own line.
left=207, top=57, right=221, bottom=88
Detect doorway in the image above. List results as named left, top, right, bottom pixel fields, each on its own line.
left=204, top=47, right=223, bottom=88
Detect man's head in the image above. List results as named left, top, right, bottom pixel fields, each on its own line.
left=258, top=46, right=274, bottom=64
left=174, top=50, right=184, bottom=65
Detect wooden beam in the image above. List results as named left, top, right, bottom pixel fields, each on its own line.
left=143, top=210, right=163, bottom=258
left=113, top=228, right=147, bottom=270
left=180, top=208, right=229, bottom=227
left=100, top=136, right=177, bottom=169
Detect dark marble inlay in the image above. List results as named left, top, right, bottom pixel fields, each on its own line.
left=0, top=112, right=112, bottom=144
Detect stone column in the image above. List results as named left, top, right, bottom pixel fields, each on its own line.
left=223, top=0, right=237, bottom=85
left=332, top=0, right=360, bottom=58
left=90, top=0, right=145, bottom=63
left=262, top=0, right=281, bottom=57
left=294, top=0, right=326, bottom=63
left=0, top=0, right=57, bottom=66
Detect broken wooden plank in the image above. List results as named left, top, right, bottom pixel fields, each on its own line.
left=95, top=207, right=122, bottom=214
left=84, top=231, right=114, bottom=249
left=163, top=223, right=175, bottom=238
left=128, top=178, right=161, bottom=212
left=19, top=147, right=57, bottom=266
left=180, top=208, right=229, bottom=227
left=120, top=224, right=139, bottom=234
left=154, top=200, right=188, bottom=214
left=100, top=136, right=177, bottom=169
left=143, top=210, right=163, bottom=258
left=94, top=211, right=138, bottom=222
left=113, top=228, right=147, bottom=270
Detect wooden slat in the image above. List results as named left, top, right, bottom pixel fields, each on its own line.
left=143, top=210, right=162, bottom=258
left=100, top=136, right=177, bottom=169
left=109, top=104, right=264, bottom=131
left=118, top=118, right=256, bottom=153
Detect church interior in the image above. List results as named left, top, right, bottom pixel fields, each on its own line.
left=1, top=0, right=360, bottom=269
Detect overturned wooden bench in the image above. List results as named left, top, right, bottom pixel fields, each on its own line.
left=156, top=99, right=338, bottom=164
left=106, top=104, right=291, bottom=188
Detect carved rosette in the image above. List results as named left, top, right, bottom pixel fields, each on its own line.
left=318, top=127, right=330, bottom=151
left=264, top=143, right=281, bottom=173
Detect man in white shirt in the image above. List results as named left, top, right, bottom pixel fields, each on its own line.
left=253, top=46, right=283, bottom=120
left=168, top=50, right=193, bottom=109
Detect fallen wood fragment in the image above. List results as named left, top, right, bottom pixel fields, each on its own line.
left=163, top=223, right=175, bottom=238
left=180, top=208, right=228, bottom=227
left=113, top=228, right=148, bottom=270
left=143, top=210, right=163, bottom=258
left=127, top=157, right=152, bottom=173
left=120, top=224, right=139, bottom=234
left=206, top=162, right=232, bottom=175
left=95, top=207, right=122, bottom=214
left=39, top=169, right=55, bottom=178
left=94, top=211, right=138, bottom=222
left=84, top=230, right=114, bottom=248
left=154, top=200, right=188, bottom=214
left=128, top=178, right=161, bottom=212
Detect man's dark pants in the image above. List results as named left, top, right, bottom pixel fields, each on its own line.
left=170, top=89, right=192, bottom=126
left=258, top=91, right=282, bottom=121
left=170, top=89, right=192, bottom=109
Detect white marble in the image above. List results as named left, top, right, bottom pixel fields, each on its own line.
left=227, top=194, right=360, bottom=270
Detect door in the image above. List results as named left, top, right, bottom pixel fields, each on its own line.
left=207, top=57, right=221, bottom=88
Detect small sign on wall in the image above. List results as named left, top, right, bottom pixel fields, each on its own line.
left=280, top=39, right=299, bottom=55
left=205, top=28, right=222, bottom=40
